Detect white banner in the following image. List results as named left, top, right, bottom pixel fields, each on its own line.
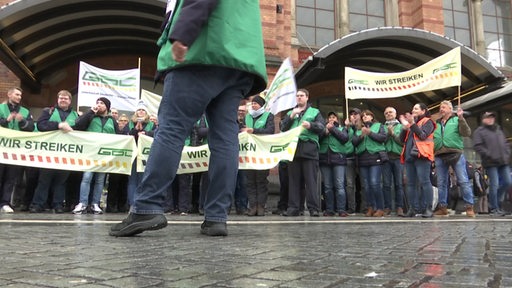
left=137, top=127, right=304, bottom=173
left=345, top=47, right=461, bottom=99
left=140, top=89, right=162, bottom=117
left=0, top=127, right=136, bottom=175
left=77, top=61, right=140, bottom=111
left=264, top=57, right=297, bottom=115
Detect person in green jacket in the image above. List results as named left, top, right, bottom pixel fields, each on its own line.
left=0, top=87, right=34, bottom=213
left=382, top=107, right=405, bottom=217
left=110, top=0, right=268, bottom=237
left=280, top=89, right=325, bottom=217
left=29, top=90, right=78, bottom=214
left=432, top=100, right=475, bottom=217
left=241, top=96, right=275, bottom=216
left=73, top=97, right=118, bottom=215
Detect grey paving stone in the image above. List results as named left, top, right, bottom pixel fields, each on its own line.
left=3, top=214, right=512, bottom=287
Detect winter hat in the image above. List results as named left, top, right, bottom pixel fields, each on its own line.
left=136, top=100, right=148, bottom=112
left=252, top=96, right=266, bottom=107
left=349, top=108, right=361, bottom=115
left=482, top=111, right=496, bottom=119
left=97, top=97, right=111, bottom=112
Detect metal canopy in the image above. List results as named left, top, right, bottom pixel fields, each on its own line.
left=0, top=0, right=166, bottom=91
left=295, top=27, right=506, bottom=113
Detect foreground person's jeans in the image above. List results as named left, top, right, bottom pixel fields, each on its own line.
left=132, top=66, right=254, bottom=223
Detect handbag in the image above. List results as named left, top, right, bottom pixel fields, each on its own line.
left=438, top=152, right=461, bottom=167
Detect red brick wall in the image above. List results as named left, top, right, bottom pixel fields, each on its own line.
left=0, top=63, right=20, bottom=103
left=398, top=0, right=444, bottom=34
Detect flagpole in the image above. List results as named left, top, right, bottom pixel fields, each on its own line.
left=138, top=57, right=142, bottom=100
left=457, top=85, right=461, bottom=107
left=345, top=97, right=349, bottom=122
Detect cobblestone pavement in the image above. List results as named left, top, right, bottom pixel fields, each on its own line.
left=1, top=213, right=512, bottom=287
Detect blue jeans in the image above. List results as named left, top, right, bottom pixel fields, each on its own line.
left=382, top=159, right=404, bottom=209
left=234, top=170, right=248, bottom=210
left=405, top=159, right=433, bottom=212
left=359, top=165, right=383, bottom=210
left=132, top=66, right=254, bottom=223
left=486, top=165, right=512, bottom=210
left=127, top=163, right=143, bottom=206
left=79, top=172, right=105, bottom=205
left=320, top=165, right=346, bottom=213
left=435, top=154, right=474, bottom=207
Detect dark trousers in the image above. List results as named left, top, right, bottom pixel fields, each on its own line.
left=287, top=158, right=320, bottom=213
left=107, top=173, right=128, bottom=212
left=277, top=162, right=289, bottom=211
left=65, top=171, right=82, bottom=208
left=31, top=168, right=69, bottom=209
left=246, top=169, right=269, bottom=208
left=0, top=164, right=23, bottom=206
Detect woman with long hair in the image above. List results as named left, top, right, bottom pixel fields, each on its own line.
left=399, top=103, right=436, bottom=218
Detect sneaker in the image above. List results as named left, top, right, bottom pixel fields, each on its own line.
left=396, top=207, right=404, bottom=217
left=110, top=213, right=168, bottom=237
left=489, top=209, right=506, bottom=217
left=72, top=203, right=87, bottom=214
left=200, top=220, right=227, bottom=236
left=434, top=206, right=449, bottom=217
left=91, top=204, right=103, bottom=215
left=466, top=206, right=476, bottom=218
left=0, top=205, right=14, bottom=213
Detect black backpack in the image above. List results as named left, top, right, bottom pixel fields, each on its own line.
left=473, top=168, right=488, bottom=197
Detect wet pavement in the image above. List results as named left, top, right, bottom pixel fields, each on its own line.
left=1, top=212, right=512, bottom=288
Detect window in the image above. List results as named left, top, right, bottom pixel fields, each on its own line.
left=348, top=0, right=385, bottom=32
left=443, top=0, right=472, bottom=47
left=482, top=0, right=512, bottom=68
left=296, top=0, right=336, bottom=48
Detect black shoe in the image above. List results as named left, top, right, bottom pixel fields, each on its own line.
left=422, top=208, right=433, bottom=218
left=283, top=210, right=300, bottom=216
left=200, top=221, right=227, bottom=236
left=53, top=206, right=65, bottom=214
left=29, top=205, right=44, bottom=213
left=404, top=209, right=416, bottom=217
left=109, top=213, right=168, bottom=237
left=18, top=204, right=29, bottom=212
left=272, top=209, right=286, bottom=215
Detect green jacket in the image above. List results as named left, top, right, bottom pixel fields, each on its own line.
left=157, top=0, right=268, bottom=96
left=384, top=122, right=404, bottom=155
left=355, top=123, right=386, bottom=155
left=434, top=116, right=465, bottom=151
left=87, top=117, right=116, bottom=134
left=245, top=112, right=271, bottom=130
left=0, top=103, right=30, bottom=131
left=319, top=126, right=352, bottom=154
left=287, top=107, right=321, bottom=147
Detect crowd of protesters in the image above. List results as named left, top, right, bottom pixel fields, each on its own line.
left=0, top=87, right=510, bottom=218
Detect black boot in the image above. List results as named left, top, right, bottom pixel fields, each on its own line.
left=404, top=208, right=416, bottom=217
